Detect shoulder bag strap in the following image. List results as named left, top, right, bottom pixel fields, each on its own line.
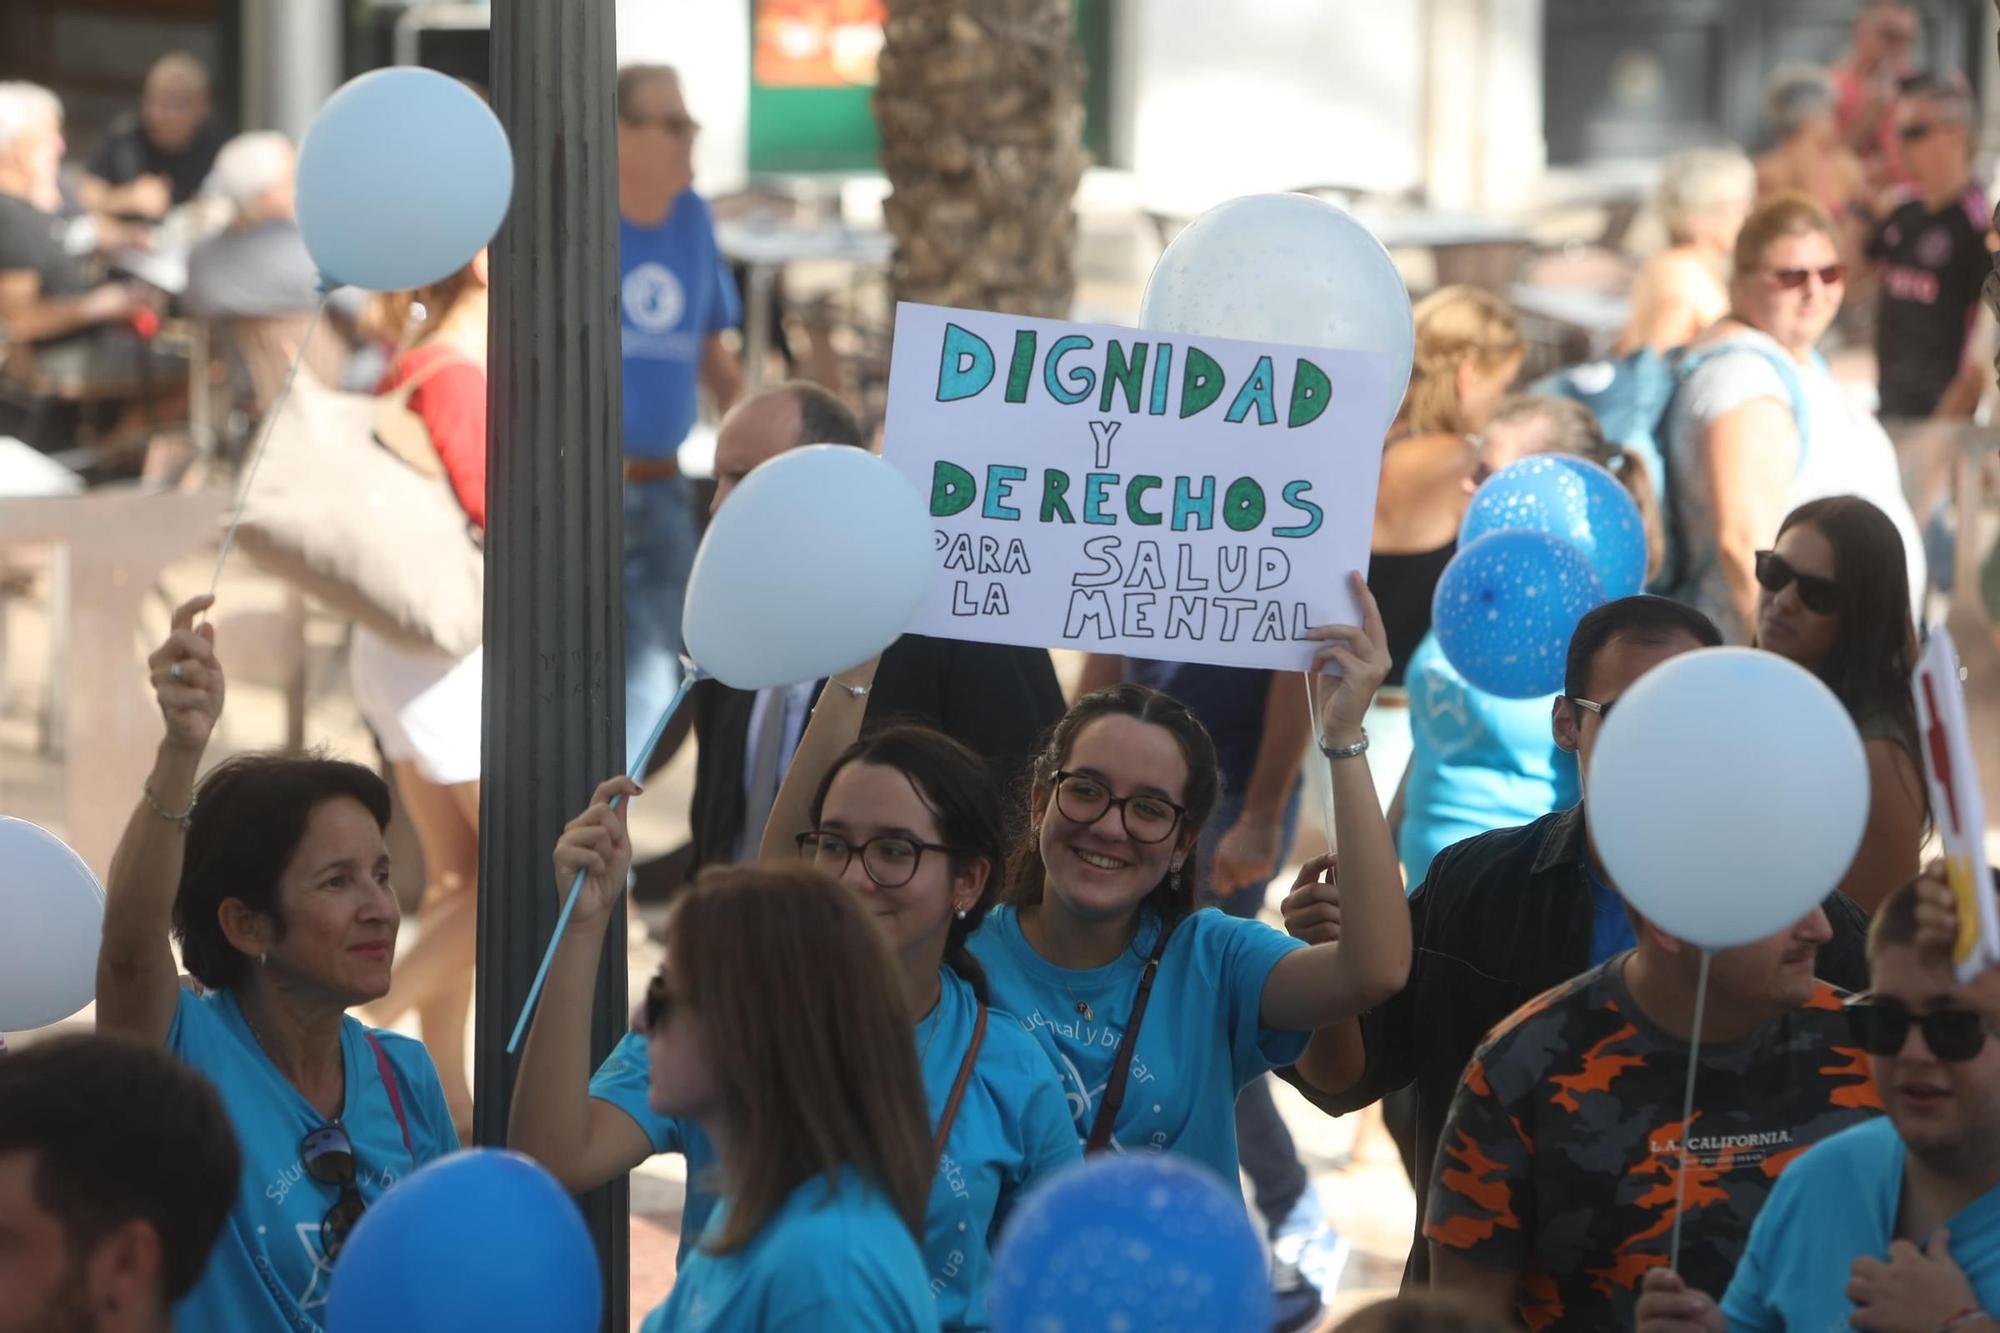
left=931, top=1003, right=988, bottom=1170
left=362, top=1029, right=417, bottom=1160
left=1085, top=918, right=1177, bottom=1155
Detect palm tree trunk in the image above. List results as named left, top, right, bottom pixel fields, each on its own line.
left=876, top=0, right=1089, bottom=318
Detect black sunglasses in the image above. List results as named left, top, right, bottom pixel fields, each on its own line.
left=1765, top=264, right=1846, bottom=290
left=1846, top=997, right=1998, bottom=1062
left=1754, top=549, right=1840, bottom=614
left=301, top=1124, right=367, bottom=1262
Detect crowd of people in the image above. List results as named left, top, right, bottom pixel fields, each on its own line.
left=5, top=1, right=2000, bottom=1330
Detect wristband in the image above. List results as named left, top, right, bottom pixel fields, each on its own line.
left=143, top=778, right=196, bottom=831
left=1318, top=732, right=1369, bottom=760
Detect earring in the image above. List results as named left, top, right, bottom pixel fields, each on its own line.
left=1169, top=865, right=1183, bottom=892
left=955, top=907, right=969, bottom=920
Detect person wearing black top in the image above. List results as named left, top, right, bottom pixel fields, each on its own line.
left=1866, top=75, right=1995, bottom=420
left=79, top=53, right=224, bottom=219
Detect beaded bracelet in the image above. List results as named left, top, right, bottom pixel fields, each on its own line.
left=142, top=778, right=196, bottom=831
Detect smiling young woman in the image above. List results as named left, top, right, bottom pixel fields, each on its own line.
left=964, top=572, right=1413, bottom=1191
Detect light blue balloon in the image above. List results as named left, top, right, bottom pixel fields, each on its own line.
left=326, top=1150, right=600, bottom=1333
left=1433, top=530, right=1607, bottom=699
left=298, top=68, right=513, bottom=292
left=991, top=1155, right=1271, bottom=1333
left=1460, top=454, right=1648, bottom=598
left=683, top=445, right=934, bottom=690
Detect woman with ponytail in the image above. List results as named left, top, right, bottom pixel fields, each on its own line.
left=508, top=721, right=1078, bottom=1332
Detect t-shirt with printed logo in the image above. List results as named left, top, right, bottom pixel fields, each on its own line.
left=1868, top=185, right=1994, bottom=418
left=1424, top=956, right=1883, bottom=1332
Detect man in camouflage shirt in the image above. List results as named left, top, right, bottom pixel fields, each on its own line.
left=1426, top=894, right=1883, bottom=1328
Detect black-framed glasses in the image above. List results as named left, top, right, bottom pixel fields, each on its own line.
left=1764, top=264, right=1846, bottom=290
left=1050, top=771, right=1186, bottom=844
left=1567, top=696, right=1614, bottom=722
left=301, top=1124, right=367, bottom=1262
left=796, top=831, right=955, bottom=889
left=1754, top=549, right=1840, bottom=614
left=1846, top=997, right=1999, bottom=1062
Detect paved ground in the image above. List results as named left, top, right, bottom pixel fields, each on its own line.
left=0, top=549, right=1417, bottom=1328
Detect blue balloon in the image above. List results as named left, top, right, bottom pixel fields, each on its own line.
left=991, top=1155, right=1271, bottom=1333
left=326, top=1150, right=600, bottom=1333
left=1460, top=454, right=1648, bottom=598
left=1433, top=530, right=1607, bottom=699
left=298, top=68, right=513, bottom=292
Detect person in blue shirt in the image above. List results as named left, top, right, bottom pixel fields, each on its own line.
left=549, top=844, right=934, bottom=1331
left=1637, top=869, right=2000, bottom=1333
left=1394, top=395, right=1660, bottom=884
left=511, top=719, right=1080, bottom=1330
left=965, top=572, right=1412, bottom=1199
left=615, top=63, right=744, bottom=765
left=96, top=594, right=461, bottom=1332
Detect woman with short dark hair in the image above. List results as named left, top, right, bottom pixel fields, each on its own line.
left=96, top=593, right=459, bottom=1330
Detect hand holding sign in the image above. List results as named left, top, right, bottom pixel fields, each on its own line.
left=1306, top=572, right=1390, bottom=741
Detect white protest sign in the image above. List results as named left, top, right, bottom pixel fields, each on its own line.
left=1912, top=626, right=1998, bottom=980
left=879, top=302, right=1399, bottom=671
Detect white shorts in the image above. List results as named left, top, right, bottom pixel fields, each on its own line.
left=348, top=627, right=482, bottom=786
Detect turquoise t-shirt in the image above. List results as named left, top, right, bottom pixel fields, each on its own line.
left=1399, top=632, right=1581, bottom=885
left=166, top=988, right=460, bottom=1331
left=638, top=1168, right=932, bottom=1332
left=966, top=904, right=1309, bottom=1194
left=1723, top=1116, right=2000, bottom=1330
left=591, top=966, right=1080, bottom=1331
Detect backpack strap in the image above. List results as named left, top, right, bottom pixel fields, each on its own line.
left=363, top=1029, right=417, bottom=1160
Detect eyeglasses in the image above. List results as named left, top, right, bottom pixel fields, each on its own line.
left=796, top=831, right=955, bottom=889
left=1846, top=997, right=1999, bottom=1062
left=300, top=1124, right=367, bottom=1262
left=1566, top=696, right=1615, bottom=722
left=1049, top=771, right=1186, bottom=844
left=621, top=112, right=699, bottom=136
left=1764, top=264, right=1846, bottom=290
left=1754, top=550, right=1840, bottom=614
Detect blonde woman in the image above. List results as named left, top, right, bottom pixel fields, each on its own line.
left=1366, top=286, right=1525, bottom=810
left=1615, top=147, right=1757, bottom=355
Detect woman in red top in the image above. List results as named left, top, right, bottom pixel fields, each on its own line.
left=349, top=251, right=488, bottom=1137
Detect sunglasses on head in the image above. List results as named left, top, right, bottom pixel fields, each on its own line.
left=1765, top=264, right=1846, bottom=290
left=1754, top=549, right=1840, bottom=614
left=1846, top=997, right=1998, bottom=1062
left=300, top=1124, right=367, bottom=1262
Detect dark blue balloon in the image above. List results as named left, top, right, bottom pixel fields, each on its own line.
left=327, top=1150, right=601, bottom=1333
left=991, top=1154, right=1271, bottom=1333
left=1433, top=530, right=1607, bottom=699
left=1460, top=454, right=1648, bottom=597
